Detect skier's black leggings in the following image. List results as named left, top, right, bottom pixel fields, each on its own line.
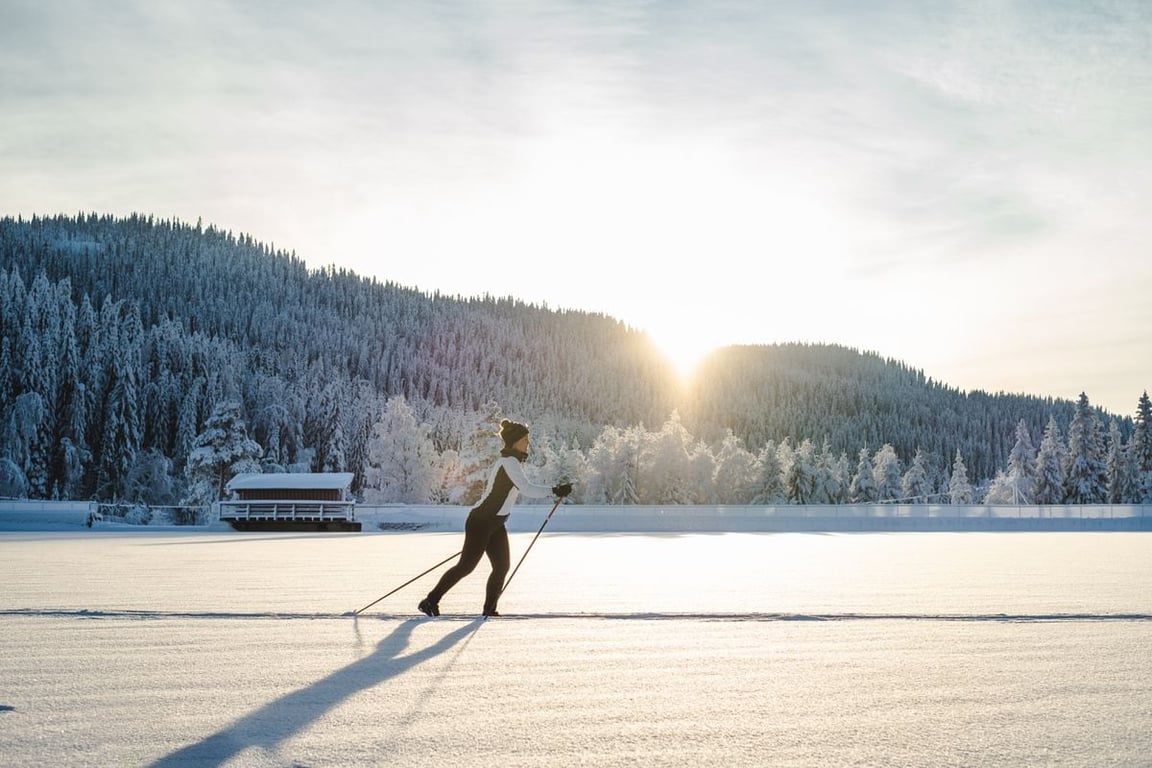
left=426, top=511, right=510, bottom=611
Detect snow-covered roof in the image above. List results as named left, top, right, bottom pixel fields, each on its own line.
left=225, top=473, right=354, bottom=492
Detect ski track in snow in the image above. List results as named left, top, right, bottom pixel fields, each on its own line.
left=3, top=607, right=1151, bottom=623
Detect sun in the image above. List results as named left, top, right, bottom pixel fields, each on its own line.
left=647, top=325, right=717, bottom=383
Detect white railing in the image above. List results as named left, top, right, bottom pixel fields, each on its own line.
left=216, top=500, right=356, bottom=522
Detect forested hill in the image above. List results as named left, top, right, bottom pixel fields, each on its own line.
left=1, top=213, right=678, bottom=427
left=0, top=213, right=1133, bottom=503
left=681, top=345, right=1093, bottom=484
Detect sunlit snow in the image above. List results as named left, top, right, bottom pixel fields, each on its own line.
left=2, top=528, right=1150, bottom=767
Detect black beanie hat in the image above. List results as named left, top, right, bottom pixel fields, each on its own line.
left=499, top=419, right=529, bottom=447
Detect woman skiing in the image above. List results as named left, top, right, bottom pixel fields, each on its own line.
left=419, top=419, right=572, bottom=617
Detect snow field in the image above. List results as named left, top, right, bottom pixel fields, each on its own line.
left=2, top=531, right=1151, bottom=767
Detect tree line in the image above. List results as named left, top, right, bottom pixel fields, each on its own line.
left=1, top=213, right=1147, bottom=510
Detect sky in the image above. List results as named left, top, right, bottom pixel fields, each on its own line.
left=1, top=0, right=1149, bottom=415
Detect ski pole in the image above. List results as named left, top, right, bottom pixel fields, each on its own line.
left=351, top=550, right=462, bottom=616
left=500, top=496, right=563, bottom=598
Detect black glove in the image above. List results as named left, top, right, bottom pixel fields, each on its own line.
left=552, top=482, right=573, bottom=498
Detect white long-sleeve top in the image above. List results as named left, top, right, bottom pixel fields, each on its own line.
left=474, top=454, right=554, bottom=517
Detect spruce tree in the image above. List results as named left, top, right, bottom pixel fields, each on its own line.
left=872, top=444, right=902, bottom=501
left=583, top=425, right=621, bottom=504
left=1034, top=416, right=1068, bottom=505
left=0, top=456, right=26, bottom=497
left=1005, top=419, right=1038, bottom=504
left=849, top=447, right=877, bottom=503
left=1104, top=421, right=1131, bottom=504
left=183, top=401, right=263, bottom=506
left=547, top=437, right=589, bottom=504
left=714, top=432, right=760, bottom=504
left=642, top=412, right=696, bottom=504
left=1064, top=392, right=1107, bottom=504
left=814, top=439, right=847, bottom=504
left=751, top=440, right=784, bottom=504
left=363, top=395, right=435, bottom=504
left=614, top=426, right=643, bottom=505
left=949, top=450, right=973, bottom=504
left=783, top=439, right=818, bottom=504
left=1133, top=392, right=1152, bottom=502
left=310, top=383, right=348, bottom=473
left=3, top=392, right=46, bottom=496
left=901, top=448, right=931, bottom=502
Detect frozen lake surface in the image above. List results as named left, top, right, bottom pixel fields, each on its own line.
left=2, top=530, right=1150, bottom=767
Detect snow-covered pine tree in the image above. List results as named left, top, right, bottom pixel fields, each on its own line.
left=94, top=301, right=145, bottom=499
left=13, top=305, right=53, bottom=498
left=0, top=272, right=23, bottom=415
left=0, top=338, right=13, bottom=419
left=253, top=403, right=297, bottom=472
left=123, top=448, right=178, bottom=506
left=362, top=394, right=435, bottom=504
left=1064, top=392, right=1107, bottom=504
left=55, top=437, right=85, bottom=500
left=19, top=275, right=59, bottom=426
left=1004, top=419, right=1038, bottom=504
left=1034, top=415, right=1068, bottom=505
left=775, top=439, right=794, bottom=503
left=176, top=377, right=207, bottom=464
left=50, top=294, right=87, bottom=499
left=948, top=450, right=973, bottom=504
left=614, top=425, right=643, bottom=505
left=75, top=294, right=103, bottom=490
left=542, top=436, right=588, bottom=504
left=351, top=381, right=386, bottom=494
left=750, top=439, right=784, bottom=504
left=1104, top=420, right=1132, bottom=504
left=687, top=439, right=717, bottom=504
left=310, top=383, right=348, bottom=473
left=642, top=412, right=695, bottom=504
left=783, top=439, right=818, bottom=504
left=2, top=392, right=45, bottom=496
left=812, top=439, right=844, bottom=504
left=183, top=400, right=263, bottom=508
left=582, top=425, right=621, bottom=504
left=849, top=447, right=877, bottom=503
left=833, top=452, right=851, bottom=504
left=901, top=448, right=931, bottom=502
left=1132, top=392, right=1152, bottom=502
left=0, top=456, right=26, bottom=497
left=430, top=448, right=460, bottom=504
left=872, top=444, right=902, bottom=502
left=713, top=430, right=758, bottom=504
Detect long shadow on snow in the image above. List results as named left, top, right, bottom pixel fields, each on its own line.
left=147, top=617, right=482, bottom=768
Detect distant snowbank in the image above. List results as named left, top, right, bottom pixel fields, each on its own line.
left=2, top=501, right=1149, bottom=533
left=356, top=503, right=1152, bottom=533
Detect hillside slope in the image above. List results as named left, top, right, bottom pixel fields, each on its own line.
left=0, top=213, right=1123, bottom=499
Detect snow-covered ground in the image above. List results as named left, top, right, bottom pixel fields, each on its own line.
left=2, top=528, right=1150, bottom=767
